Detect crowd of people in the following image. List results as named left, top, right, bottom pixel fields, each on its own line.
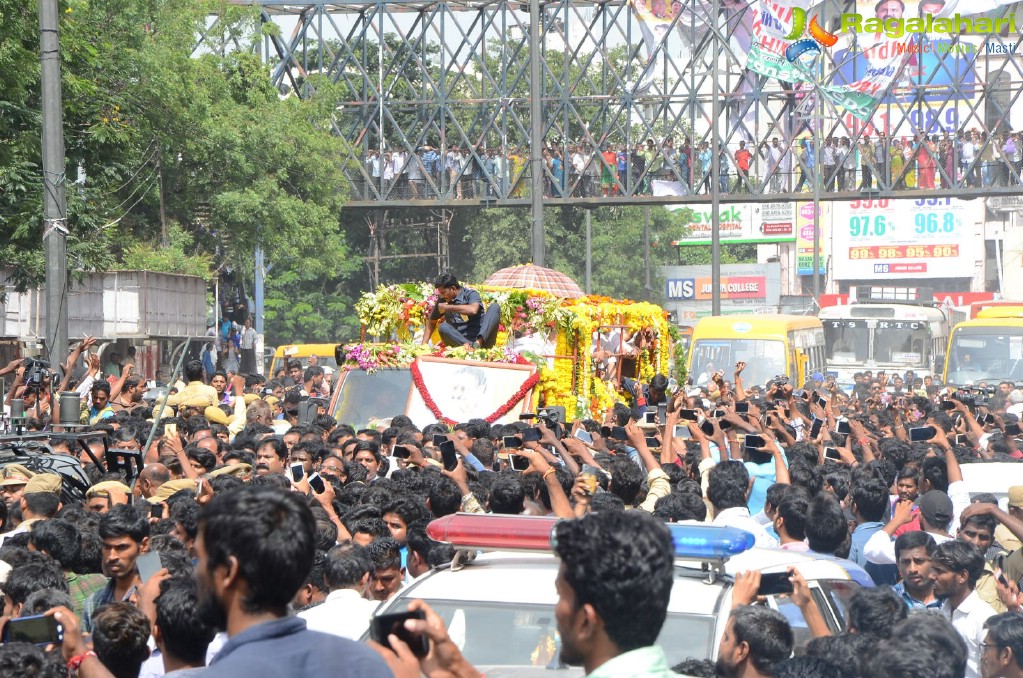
left=1, top=314, right=1023, bottom=676
left=355, top=128, right=1023, bottom=200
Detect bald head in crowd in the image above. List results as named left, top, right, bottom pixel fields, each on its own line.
left=136, top=464, right=171, bottom=499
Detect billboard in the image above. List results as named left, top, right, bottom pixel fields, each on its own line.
left=673, top=202, right=798, bottom=246
left=831, top=197, right=984, bottom=279
left=795, top=201, right=829, bottom=275
left=661, top=263, right=782, bottom=323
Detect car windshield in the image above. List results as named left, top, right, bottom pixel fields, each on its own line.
left=332, top=368, right=412, bottom=428
left=690, top=339, right=786, bottom=387
left=425, top=601, right=715, bottom=668
left=947, top=328, right=1023, bottom=385
left=823, top=320, right=869, bottom=363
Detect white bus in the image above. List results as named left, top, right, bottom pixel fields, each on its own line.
left=819, top=303, right=951, bottom=388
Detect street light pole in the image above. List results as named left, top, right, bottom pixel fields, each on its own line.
left=40, top=0, right=68, bottom=365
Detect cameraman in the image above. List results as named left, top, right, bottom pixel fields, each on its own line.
left=4, top=358, right=54, bottom=420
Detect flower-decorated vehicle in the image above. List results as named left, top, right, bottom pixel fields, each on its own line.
left=331, top=280, right=673, bottom=428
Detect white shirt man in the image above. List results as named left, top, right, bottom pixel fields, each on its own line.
left=712, top=506, right=779, bottom=548
left=944, top=589, right=996, bottom=678
left=298, top=545, right=380, bottom=641
left=299, top=589, right=379, bottom=641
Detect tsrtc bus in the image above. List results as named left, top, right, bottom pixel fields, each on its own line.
left=819, top=303, right=951, bottom=388
left=686, top=315, right=826, bottom=389
left=944, top=307, right=1023, bottom=386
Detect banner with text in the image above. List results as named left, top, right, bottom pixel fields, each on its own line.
left=674, top=202, right=799, bottom=246
left=831, top=197, right=983, bottom=279
left=796, top=201, right=829, bottom=275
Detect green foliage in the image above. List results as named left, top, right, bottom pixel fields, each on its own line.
left=0, top=0, right=358, bottom=344
left=121, top=224, right=212, bottom=279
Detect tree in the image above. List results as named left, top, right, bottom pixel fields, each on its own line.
left=0, top=0, right=362, bottom=345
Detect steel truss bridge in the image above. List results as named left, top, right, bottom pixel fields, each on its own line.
left=208, top=0, right=1023, bottom=273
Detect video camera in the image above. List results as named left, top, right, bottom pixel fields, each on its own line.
left=23, top=358, right=52, bottom=388
left=952, top=387, right=994, bottom=409
left=519, top=407, right=566, bottom=433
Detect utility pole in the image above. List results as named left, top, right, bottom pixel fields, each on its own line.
left=40, top=0, right=68, bottom=365
left=529, top=0, right=545, bottom=266
left=157, top=151, right=168, bottom=246
left=585, top=209, right=592, bottom=294
left=710, top=0, right=721, bottom=316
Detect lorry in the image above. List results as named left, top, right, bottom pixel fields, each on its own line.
left=0, top=270, right=209, bottom=379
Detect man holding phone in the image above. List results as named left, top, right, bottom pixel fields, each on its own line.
left=194, top=486, right=390, bottom=677
left=422, top=273, right=500, bottom=350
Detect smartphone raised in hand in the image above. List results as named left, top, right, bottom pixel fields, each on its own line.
left=573, top=428, right=594, bottom=445
left=522, top=427, right=543, bottom=443
left=672, top=424, right=692, bottom=439
left=137, top=551, right=163, bottom=585
left=508, top=454, right=530, bottom=472
left=370, top=610, right=429, bottom=658
left=1, top=615, right=63, bottom=646
left=757, top=572, right=794, bottom=596
left=439, top=440, right=459, bottom=472
left=909, top=426, right=936, bottom=442
left=744, top=434, right=766, bottom=449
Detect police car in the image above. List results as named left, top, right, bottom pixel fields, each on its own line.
left=368, top=514, right=874, bottom=670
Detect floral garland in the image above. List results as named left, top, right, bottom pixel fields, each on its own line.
left=409, top=359, right=541, bottom=425
left=340, top=342, right=527, bottom=373
left=353, top=284, right=673, bottom=420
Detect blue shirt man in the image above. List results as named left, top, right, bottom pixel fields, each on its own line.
left=849, top=521, right=900, bottom=586
left=849, top=480, right=901, bottom=586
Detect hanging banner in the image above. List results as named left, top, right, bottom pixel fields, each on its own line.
left=746, top=0, right=907, bottom=121
left=746, top=0, right=1013, bottom=121
left=629, top=0, right=685, bottom=93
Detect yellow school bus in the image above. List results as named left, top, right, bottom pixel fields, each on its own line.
left=268, top=344, right=339, bottom=380
left=686, top=315, right=826, bottom=389
left=943, top=307, right=1023, bottom=386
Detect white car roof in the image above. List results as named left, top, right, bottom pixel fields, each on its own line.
left=396, top=546, right=867, bottom=615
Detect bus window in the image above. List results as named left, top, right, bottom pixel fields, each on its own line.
left=689, top=339, right=786, bottom=387
left=874, top=321, right=928, bottom=366
left=823, top=320, right=868, bottom=363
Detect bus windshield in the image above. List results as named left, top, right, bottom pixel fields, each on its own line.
left=873, top=321, right=929, bottom=366
left=689, top=339, right=786, bottom=387
left=824, top=320, right=869, bottom=363
left=947, top=328, right=1023, bottom=385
